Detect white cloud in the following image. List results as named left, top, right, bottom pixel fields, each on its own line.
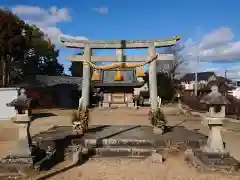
left=12, top=5, right=71, bottom=26
left=11, top=5, right=87, bottom=48
left=92, top=7, right=108, bottom=14
left=175, top=27, right=240, bottom=79
left=182, top=27, right=240, bottom=61
left=199, top=27, right=233, bottom=49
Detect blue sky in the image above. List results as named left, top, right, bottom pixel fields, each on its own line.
left=1, top=0, right=240, bottom=79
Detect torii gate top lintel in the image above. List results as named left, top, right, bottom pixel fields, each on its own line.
left=60, top=36, right=180, bottom=49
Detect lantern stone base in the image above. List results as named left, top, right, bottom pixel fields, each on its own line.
left=185, top=149, right=240, bottom=172
left=185, top=116, right=240, bottom=172
left=0, top=156, right=34, bottom=178
left=0, top=140, right=35, bottom=177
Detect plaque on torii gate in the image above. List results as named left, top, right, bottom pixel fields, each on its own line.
left=60, top=36, right=180, bottom=110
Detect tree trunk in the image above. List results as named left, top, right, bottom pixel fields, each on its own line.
left=1, top=55, right=11, bottom=87
left=1, top=57, right=6, bottom=87
left=0, top=57, right=2, bottom=87
left=7, top=71, right=10, bottom=86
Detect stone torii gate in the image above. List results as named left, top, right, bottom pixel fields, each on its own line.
left=60, top=36, right=180, bottom=110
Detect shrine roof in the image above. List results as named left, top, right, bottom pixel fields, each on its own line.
left=92, top=81, right=144, bottom=88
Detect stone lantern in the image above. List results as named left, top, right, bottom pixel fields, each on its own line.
left=200, top=85, right=229, bottom=153
left=185, top=85, right=239, bottom=171
left=6, top=88, right=33, bottom=163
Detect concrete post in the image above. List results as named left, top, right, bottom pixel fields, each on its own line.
left=82, top=46, right=92, bottom=108
left=148, top=45, right=158, bottom=110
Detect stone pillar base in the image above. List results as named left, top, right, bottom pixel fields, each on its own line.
left=185, top=148, right=240, bottom=172
left=127, top=102, right=134, bottom=108
left=102, top=103, right=110, bottom=108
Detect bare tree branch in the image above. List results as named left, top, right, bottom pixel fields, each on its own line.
left=163, top=42, right=187, bottom=79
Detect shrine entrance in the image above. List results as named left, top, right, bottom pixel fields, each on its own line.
left=92, top=67, right=146, bottom=108
left=60, top=36, right=180, bottom=110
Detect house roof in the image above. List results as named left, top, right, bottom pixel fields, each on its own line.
left=181, top=72, right=215, bottom=82
left=216, top=76, right=232, bottom=83
left=12, top=76, right=46, bottom=88
left=14, top=75, right=83, bottom=90
left=35, top=75, right=82, bottom=88
left=202, top=80, right=235, bottom=91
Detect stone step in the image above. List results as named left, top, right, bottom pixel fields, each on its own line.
left=94, top=146, right=156, bottom=158
left=81, top=138, right=157, bottom=148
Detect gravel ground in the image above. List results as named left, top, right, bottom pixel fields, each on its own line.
left=1, top=106, right=240, bottom=180
left=31, top=156, right=240, bottom=180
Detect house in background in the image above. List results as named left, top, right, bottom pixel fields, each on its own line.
left=201, top=79, right=235, bottom=96
left=180, top=72, right=217, bottom=91
left=228, top=87, right=240, bottom=99
left=180, top=71, right=233, bottom=97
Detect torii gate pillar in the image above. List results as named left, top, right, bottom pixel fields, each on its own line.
left=81, top=45, right=92, bottom=108
left=148, top=45, right=158, bottom=110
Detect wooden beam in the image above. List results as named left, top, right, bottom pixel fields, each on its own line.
left=67, top=54, right=174, bottom=62
left=60, top=36, right=180, bottom=49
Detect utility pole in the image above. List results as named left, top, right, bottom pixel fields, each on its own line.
left=225, top=68, right=227, bottom=79
left=194, top=55, right=199, bottom=96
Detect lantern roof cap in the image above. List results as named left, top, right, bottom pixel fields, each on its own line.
left=200, top=85, right=230, bottom=105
